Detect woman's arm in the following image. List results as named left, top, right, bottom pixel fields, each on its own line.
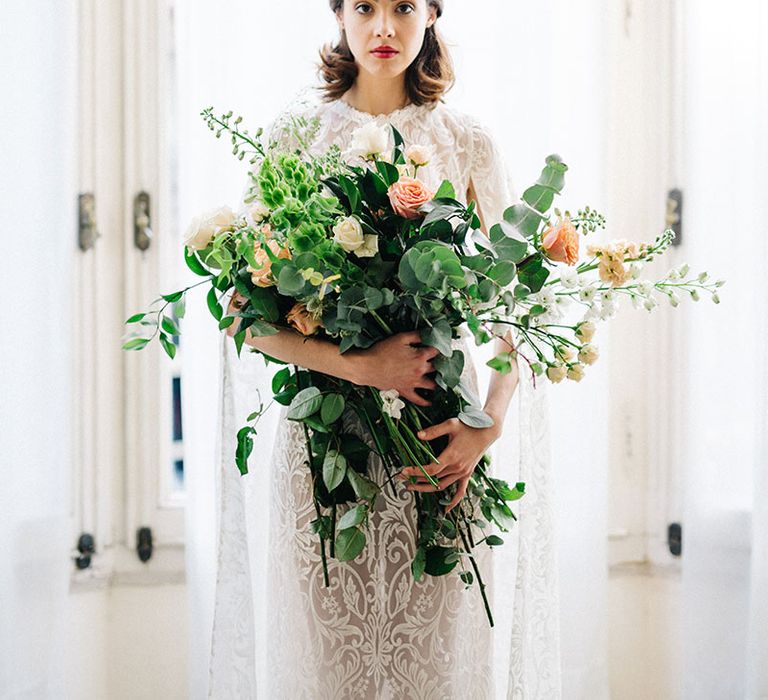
left=468, top=176, right=520, bottom=426
left=225, top=293, right=441, bottom=407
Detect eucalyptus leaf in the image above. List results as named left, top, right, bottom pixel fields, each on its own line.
left=458, top=406, right=495, bottom=429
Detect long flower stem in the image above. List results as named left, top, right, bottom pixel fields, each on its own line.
left=455, top=516, right=494, bottom=627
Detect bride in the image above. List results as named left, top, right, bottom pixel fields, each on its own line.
left=208, top=1, right=561, bottom=697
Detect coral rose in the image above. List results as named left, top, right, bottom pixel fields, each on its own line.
left=541, top=216, right=579, bottom=266
left=248, top=237, right=291, bottom=288
left=286, top=302, right=322, bottom=336
left=387, top=177, right=434, bottom=220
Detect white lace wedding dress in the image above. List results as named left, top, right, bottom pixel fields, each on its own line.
left=208, top=89, right=562, bottom=699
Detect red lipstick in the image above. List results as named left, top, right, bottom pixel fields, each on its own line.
left=371, top=45, right=399, bottom=59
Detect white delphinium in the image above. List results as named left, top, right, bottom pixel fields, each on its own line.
left=579, top=285, right=598, bottom=303
left=643, top=296, right=658, bottom=311
left=380, top=389, right=405, bottom=420
left=667, top=290, right=680, bottom=307
left=559, top=267, right=580, bottom=290
left=636, top=280, right=655, bottom=297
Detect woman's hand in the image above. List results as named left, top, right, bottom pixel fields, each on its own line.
left=347, top=331, right=441, bottom=408
left=396, top=413, right=502, bottom=513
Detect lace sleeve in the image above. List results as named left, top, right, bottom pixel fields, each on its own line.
left=468, top=117, right=517, bottom=231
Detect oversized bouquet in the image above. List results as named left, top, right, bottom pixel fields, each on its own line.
left=124, top=108, right=722, bottom=626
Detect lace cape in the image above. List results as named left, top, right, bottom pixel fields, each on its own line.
left=208, top=87, right=562, bottom=698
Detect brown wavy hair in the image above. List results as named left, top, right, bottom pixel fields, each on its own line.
left=317, top=0, right=454, bottom=106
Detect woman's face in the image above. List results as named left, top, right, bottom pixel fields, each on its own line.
left=337, top=1, right=437, bottom=80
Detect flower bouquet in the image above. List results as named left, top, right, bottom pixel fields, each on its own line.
left=123, top=108, right=722, bottom=626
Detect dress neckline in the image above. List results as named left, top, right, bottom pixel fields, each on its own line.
left=332, top=97, right=433, bottom=121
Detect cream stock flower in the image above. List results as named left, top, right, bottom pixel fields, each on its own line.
left=333, top=216, right=365, bottom=253
left=184, top=206, right=236, bottom=250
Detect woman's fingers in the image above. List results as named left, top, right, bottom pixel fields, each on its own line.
left=444, top=476, right=471, bottom=513
left=417, top=418, right=457, bottom=442
left=406, top=469, right=465, bottom=493
left=397, top=461, right=442, bottom=479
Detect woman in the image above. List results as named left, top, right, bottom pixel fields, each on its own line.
left=209, top=1, right=561, bottom=697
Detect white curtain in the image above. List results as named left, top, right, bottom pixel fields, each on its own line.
left=180, top=1, right=611, bottom=697
left=680, top=1, right=768, bottom=697
left=0, top=2, right=77, bottom=698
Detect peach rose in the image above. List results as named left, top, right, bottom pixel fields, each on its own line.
left=387, top=177, right=434, bottom=220
left=248, top=237, right=291, bottom=288
left=286, top=302, right=322, bottom=336
left=541, top=216, right=579, bottom=266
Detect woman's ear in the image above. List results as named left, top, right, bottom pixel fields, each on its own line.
left=426, top=5, right=437, bottom=28
left=336, top=9, right=344, bottom=31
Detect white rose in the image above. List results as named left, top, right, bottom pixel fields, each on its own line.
left=404, top=144, right=432, bottom=167
left=578, top=344, right=600, bottom=365
left=354, top=234, right=379, bottom=258
left=184, top=205, right=236, bottom=250
left=332, top=216, right=365, bottom=253
left=575, top=321, right=596, bottom=342
left=247, top=201, right=270, bottom=224
left=567, top=363, right=586, bottom=382
left=349, top=121, right=390, bottom=160
left=546, top=365, right=567, bottom=383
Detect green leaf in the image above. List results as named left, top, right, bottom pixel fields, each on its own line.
left=122, top=337, right=150, bottom=351
left=347, top=468, right=379, bottom=501
left=337, top=504, right=367, bottom=530
left=488, top=261, right=517, bottom=286
left=421, top=319, right=453, bottom=357
left=125, top=312, right=146, bottom=324
left=433, top=350, right=464, bottom=389
left=173, top=298, right=186, bottom=319
left=335, top=527, right=366, bottom=561
left=487, top=351, right=514, bottom=375
left=323, top=449, right=347, bottom=491
left=434, top=179, right=456, bottom=200
left=184, top=247, right=212, bottom=277
left=485, top=534, right=504, bottom=546
left=503, top=203, right=545, bottom=240
left=161, top=316, right=180, bottom=336
left=159, top=333, right=177, bottom=360
left=218, top=316, right=235, bottom=330
left=162, top=291, right=184, bottom=303
left=459, top=570, right=474, bottom=586
left=321, top=393, right=346, bottom=424
left=271, top=367, right=292, bottom=395
left=234, top=329, right=246, bottom=357
left=522, top=184, right=555, bottom=214
left=458, top=406, right=495, bottom=429
left=207, top=287, right=223, bottom=322
left=411, top=546, right=427, bottom=582
left=247, top=319, right=279, bottom=337
left=424, top=545, right=459, bottom=576
left=376, top=160, right=399, bottom=186
left=277, top=265, right=306, bottom=296
left=517, top=257, right=550, bottom=293
left=235, top=426, right=254, bottom=475
left=287, top=386, right=323, bottom=420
